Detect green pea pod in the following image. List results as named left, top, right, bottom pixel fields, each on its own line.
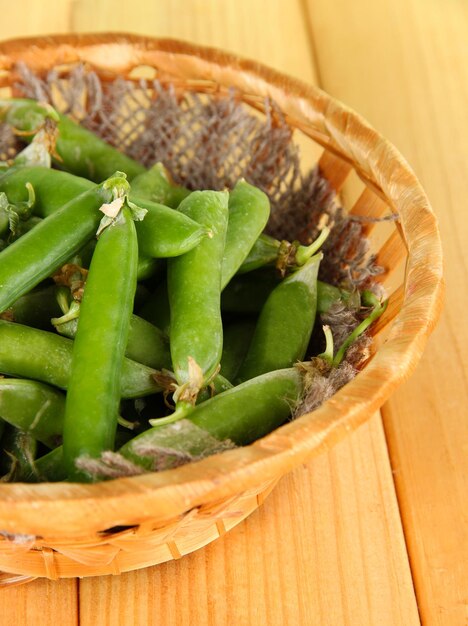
left=0, top=99, right=146, bottom=181
left=220, top=180, right=270, bottom=288
left=237, top=254, right=322, bottom=382
left=63, top=204, right=139, bottom=480
left=1, top=285, right=62, bottom=330
left=137, top=256, right=164, bottom=282
left=220, top=320, right=256, bottom=381
left=0, top=167, right=209, bottom=259
left=132, top=194, right=209, bottom=258
left=140, top=175, right=270, bottom=332
left=0, top=174, right=124, bottom=313
left=0, top=320, right=161, bottom=398
left=121, top=367, right=303, bottom=472
left=53, top=306, right=172, bottom=371
left=168, top=190, right=229, bottom=404
left=221, top=270, right=360, bottom=315
left=221, top=269, right=280, bottom=314
left=24, top=427, right=138, bottom=483
left=131, top=163, right=191, bottom=208
left=0, top=166, right=92, bottom=218
left=0, top=379, right=65, bottom=448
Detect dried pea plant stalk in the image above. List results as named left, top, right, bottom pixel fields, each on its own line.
left=1, top=63, right=391, bottom=477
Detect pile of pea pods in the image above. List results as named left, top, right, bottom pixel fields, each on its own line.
left=0, top=99, right=385, bottom=483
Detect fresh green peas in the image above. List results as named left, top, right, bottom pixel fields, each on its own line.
left=0, top=320, right=162, bottom=398
left=0, top=285, right=62, bottom=330
left=53, top=303, right=172, bottom=371
left=221, top=269, right=280, bottom=314
left=168, top=191, right=229, bottom=406
left=63, top=204, right=138, bottom=481
left=131, top=163, right=190, bottom=208
left=0, top=166, right=92, bottom=217
left=0, top=173, right=127, bottom=314
left=0, top=99, right=146, bottom=181
left=0, top=379, right=65, bottom=448
left=237, top=254, right=322, bottom=382
left=221, top=180, right=270, bottom=288
left=132, top=194, right=210, bottom=258
left=0, top=167, right=210, bottom=260
left=0, top=207, right=9, bottom=237
left=121, top=367, right=303, bottom=472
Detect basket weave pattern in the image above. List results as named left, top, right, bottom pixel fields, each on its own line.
left=0, top=34, right=443, bottom=582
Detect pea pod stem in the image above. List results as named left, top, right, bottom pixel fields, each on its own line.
left=238, top=227, right=330, bottom=276
left=315, top=295, right=387, bottom=368
left=332, top=299, right=387, bottom=366
left=318, top=325, right=334, bottom=365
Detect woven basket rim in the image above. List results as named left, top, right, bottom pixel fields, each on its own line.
left=0, top=33, right=443, bottom=536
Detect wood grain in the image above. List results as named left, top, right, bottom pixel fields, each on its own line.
left=0, top=578, right=77, bottom=626
left=79, top=415, right=419, bottom=626
left=71, top=0, right=317, bottom=82
left=0, top=0, right=73, bottom=39
left=304, top=0, right=468, bottom=623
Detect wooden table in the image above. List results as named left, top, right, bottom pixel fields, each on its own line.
left=0, top=1, right=466, bottom=624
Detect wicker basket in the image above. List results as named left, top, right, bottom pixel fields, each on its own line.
left=0, top=33, right=443, bottom=583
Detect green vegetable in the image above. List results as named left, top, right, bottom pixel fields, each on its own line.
left=63, top=204, right=138, bottom=481
left=0, top=379, right=65, bottom=448
left=122, top=367, right=304, bottom=471
left=237, top=254, right=322, bottom=381
left=0, top=320, right=161, bottom=398
left=167, top=190, right=229, bottom=409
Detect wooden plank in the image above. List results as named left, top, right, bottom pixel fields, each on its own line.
left=71, top=0, right=317, bottom=82
left=79, top=415, right=419, bottom=626
left=0, top=0, right=73, bottom=39
left=304, top=0, right=468, bottom=624
left=0, top=578, right=78, bottom=626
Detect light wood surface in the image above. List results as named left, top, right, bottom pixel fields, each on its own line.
left=0, top=0, right=465, bottom=624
